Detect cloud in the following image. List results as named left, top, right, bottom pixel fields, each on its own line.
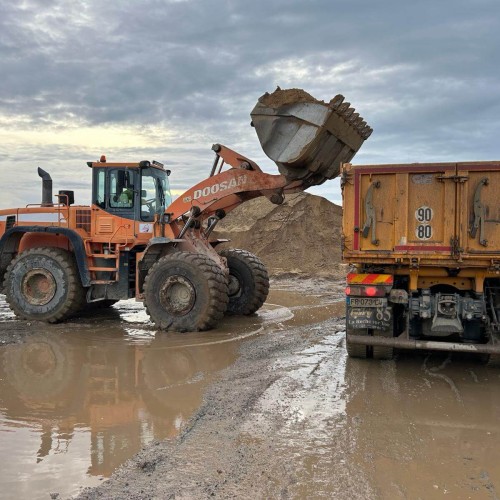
left=0, top=0, right=499, bottom=208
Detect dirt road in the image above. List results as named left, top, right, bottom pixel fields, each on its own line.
left=78, top=290, right=500, bottom=499
left=1, top=279, right=500, bottom=499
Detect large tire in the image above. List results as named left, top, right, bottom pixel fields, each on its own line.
left=346, top=327, right=369, bottom=359
left=144, top=252, right=229, bottom=332
left=4, top=247, right=85, bottom=323
left=372, top=328, right=394, bottom=360
left=486, top=354, right=500, bottom=367
left=218, top=248, right=269, bottom=315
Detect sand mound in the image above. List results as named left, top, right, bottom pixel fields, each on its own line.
left=213, top=192, right=344, bottom=278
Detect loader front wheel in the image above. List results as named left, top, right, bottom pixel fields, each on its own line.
left=144, top=252, right=229, bottom=332
left=218, top=248, right=269, bottom=315
left=5, top=247, right=84, bottom=323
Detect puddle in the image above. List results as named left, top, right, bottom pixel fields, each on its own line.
left=0, top=288, right=340, bottom=499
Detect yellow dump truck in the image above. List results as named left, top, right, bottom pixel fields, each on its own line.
left=342, top=160, right=500, bottom=362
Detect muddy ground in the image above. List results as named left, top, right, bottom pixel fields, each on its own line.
left=75, top=291, right=500, bottom=500
left=2, top=278, right=500, bottom=500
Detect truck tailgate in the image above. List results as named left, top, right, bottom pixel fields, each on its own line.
left=342, top=161, right=500, bottom=267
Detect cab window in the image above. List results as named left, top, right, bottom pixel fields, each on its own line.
left=109, top=169, right=134, bottom=208
left=141, top=167, right=171, bottom=222
left=96, top=169, right=106, bottom=208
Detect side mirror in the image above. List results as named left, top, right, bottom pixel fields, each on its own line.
left=141, top=190, right=147, bottom=198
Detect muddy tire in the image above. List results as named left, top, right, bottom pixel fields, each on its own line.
left=5, top=248, right=84, bottom=323
left=218, top=248, right=269, bottom=315
left=372, top=328, right=394, bottom=360
left=144, top=252, right=229, bottom=332
left=346, top=327, right=369, bottom=358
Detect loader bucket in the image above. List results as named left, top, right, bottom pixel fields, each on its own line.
left=251, top=88, right=372, bottom=186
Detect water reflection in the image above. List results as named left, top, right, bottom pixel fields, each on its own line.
left=0, top=290, right=342, bottom=499
left=343, top=352, right=500, bottom=498
left=0, top=327, right=237, bottom=498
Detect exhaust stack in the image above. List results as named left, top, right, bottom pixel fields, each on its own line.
left=38, top=167, right=53, bottom=207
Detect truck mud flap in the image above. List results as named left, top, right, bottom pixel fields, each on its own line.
left=346, top=305, right=392, bottom=330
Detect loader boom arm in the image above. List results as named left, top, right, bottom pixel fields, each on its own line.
left=164, top=88, right=372, bottom=239
left=166, top=144, right=304, bottom=224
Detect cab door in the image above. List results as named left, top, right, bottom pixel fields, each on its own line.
left=92, top=167, right=139, bottom=237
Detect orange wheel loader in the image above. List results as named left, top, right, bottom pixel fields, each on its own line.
left=0, top=89, right=371, bottom=331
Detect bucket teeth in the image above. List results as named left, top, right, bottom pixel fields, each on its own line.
left=349, top=112, right=360, bottom=124
left=337, top=102, right=351, bottom=114
left=343, top=107, right=355, bottom=119
left=329, top=94, right=344, bottom=108
left=352, top=116, right=364, bottom=127
left=357, top=120, right=367, bottom=131
left=361, top=126, right=373, bottom=139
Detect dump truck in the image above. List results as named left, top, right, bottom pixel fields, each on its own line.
left=342, top=160, right=500, bottom=362
left=0, top=88, right=371, bottom=331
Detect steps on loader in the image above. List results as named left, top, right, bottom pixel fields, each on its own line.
left=85, top=245, right=120, bottom=283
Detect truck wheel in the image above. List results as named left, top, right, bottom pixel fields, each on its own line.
left=218, top=248, right=269, bottom=315
left=346, top=327, right=369, bottom=358
left=144, top=252, right=229, bottom=332
left=372, top=329, right=394, bottom=360
left=4, top=247, right=85, bottom=323
left=484, top=354, right=500, bottom=367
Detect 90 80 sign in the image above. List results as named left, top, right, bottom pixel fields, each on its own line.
left=415, top=205, right=433, bottom=240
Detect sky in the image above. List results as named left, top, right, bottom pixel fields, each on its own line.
left=1, top=0, right=499, bottom=208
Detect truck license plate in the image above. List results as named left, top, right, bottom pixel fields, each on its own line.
left=348, top=297, right=387, bottom=307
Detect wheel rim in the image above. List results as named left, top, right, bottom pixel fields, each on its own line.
left=227, top=273, right=241, bottom=297
left=159, top=275, right=196, bottom=315
left=21, top=268, right=57, bottom=306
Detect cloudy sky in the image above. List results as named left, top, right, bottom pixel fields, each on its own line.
left=1, top=0, right=499, bottom=208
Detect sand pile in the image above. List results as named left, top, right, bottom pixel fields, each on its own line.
left=214, top=192, right=344, bottom=278
left=257, top=87, right=320, bottom=107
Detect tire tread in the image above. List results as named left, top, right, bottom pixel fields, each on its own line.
left=5, top=247, right=85, bottom=323
left=219, top=248, right=269, bottom=315
left=144, top=252, right=229, bottom=331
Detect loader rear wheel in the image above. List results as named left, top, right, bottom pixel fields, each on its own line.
left=5, top=247, right=84, bottom=323
left=218, top=248, right=269, bottom=315
left=346, top=327, right=369, bottom=359
left=144, top=252, right=229, bottom=332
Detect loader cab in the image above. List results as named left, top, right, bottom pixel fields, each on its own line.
left=90, top=159, right=172, bottom=222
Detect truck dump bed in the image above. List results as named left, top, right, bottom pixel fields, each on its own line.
left=342, top=161, right=500, bottom=269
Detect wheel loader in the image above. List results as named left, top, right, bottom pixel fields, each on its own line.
left=0, top=88, right=371, bottom=331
